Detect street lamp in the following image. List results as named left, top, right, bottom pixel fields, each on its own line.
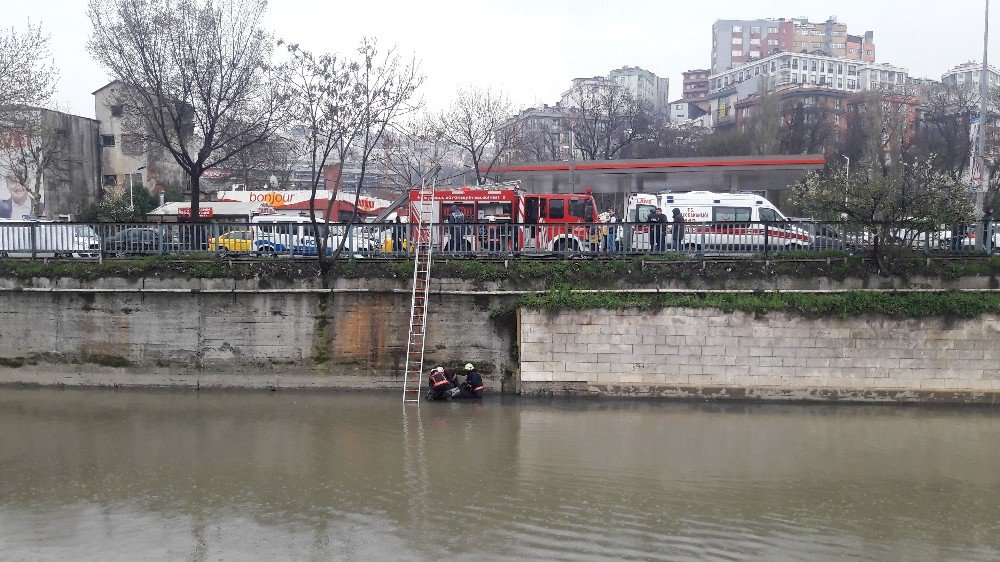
left=843, top=155, right=850, bottom=207
left=128, top=165, right=146, bottom=210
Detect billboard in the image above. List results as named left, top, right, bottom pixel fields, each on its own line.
left=0, top=163, right=36, bottom=220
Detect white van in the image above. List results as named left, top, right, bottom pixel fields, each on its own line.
left=626, top=191, right=810, bottom=251
left=250, top=215, right=375, bottom=255
left=0, top=219, right=102, bottom=258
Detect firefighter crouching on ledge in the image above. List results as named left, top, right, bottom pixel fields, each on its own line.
left=427, top=366, right=451, bottom=401
left=459, top=363, right=485, bottom=399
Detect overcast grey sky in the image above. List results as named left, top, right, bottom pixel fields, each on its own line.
left=8, top=0, right=999, bottom=117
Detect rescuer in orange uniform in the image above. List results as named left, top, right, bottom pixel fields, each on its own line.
left=459, top=363, right=485, bottom=399
left=427, top=367, right=451, bottom=401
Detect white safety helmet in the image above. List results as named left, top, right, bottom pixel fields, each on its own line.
left=436, top=367, right=445, bottom=374
left=464, top=363, right=474, bottom=371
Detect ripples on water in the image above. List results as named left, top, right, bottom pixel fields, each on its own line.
left=0, top=389, right=999, bottom=560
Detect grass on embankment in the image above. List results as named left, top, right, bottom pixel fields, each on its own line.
left=503, top=288, right=1000, bottom=319
left=3, top=252, right=1000, bottom=286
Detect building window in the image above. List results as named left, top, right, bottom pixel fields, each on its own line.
left=103, top=174, right=117, bottom=186
left=750, top=38, right=761, bottom=46
left=110, top=105, right=124, bottom=117
left=732, top=25, right=742, bottom=33
left=731, top=50, right=742, bottom=57
left=768, top=27, right=779, bottom=34
left=732, top=37, right=742, bottom=45
left=768, top=39, right=779, bottom=46
left=750, top=26, right=761, bottom=34
left=750, top=51, right=760, bottom=58
left=101, top=135, right=116, bottom=147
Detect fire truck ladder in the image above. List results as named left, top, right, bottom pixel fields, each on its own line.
left=402, top=177, right=436, bottom=404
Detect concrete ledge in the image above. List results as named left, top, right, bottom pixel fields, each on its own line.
left=0, top=365, right=501, bottom=392
left=521, top=381, right=1000, bottom=405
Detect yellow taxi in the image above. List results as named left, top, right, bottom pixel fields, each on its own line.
left=208, top=230, right=254, bottom=253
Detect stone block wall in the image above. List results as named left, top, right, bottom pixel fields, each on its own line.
left=520, top=308, right=1000, bottom=402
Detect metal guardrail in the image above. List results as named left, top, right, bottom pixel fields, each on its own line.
left=0, top=220, right=994, bottom=259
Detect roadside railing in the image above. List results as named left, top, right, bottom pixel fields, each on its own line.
left=0, top=220, right=994, bottom=260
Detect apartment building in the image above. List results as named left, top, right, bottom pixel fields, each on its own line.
left=705, top=51, right=908, bottom=129
left=942, top=62, right=1000, bottom=93
left=561, top=66, right=670, bottom=116
left=92, top=81, right=187, bottom=197
left=682, top=69, right=712, bottom=101
left=712, top=17, right=875, bottom=73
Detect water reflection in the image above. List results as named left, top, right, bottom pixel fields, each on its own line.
left=0, top=389, right=998, bottom=560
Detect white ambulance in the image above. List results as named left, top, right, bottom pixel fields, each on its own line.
left=625, top=191, right=811, bottom=251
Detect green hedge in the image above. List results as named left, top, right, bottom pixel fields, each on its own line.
left=516, top=289, right=1000, bottom=319
left=3, top=254, right=1000, bottom=285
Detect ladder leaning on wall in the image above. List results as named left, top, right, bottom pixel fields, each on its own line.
left=402, top=176, right=436, bottom=404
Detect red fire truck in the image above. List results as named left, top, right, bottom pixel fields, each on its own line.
left=407, top=186, right=601, bottom=252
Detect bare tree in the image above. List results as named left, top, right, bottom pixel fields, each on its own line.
left=513, top=123, right=565, bottom=162
left=914, top=84, right=980, bottom=180
left=0, top=22, right=57, bottom=108
left=744, top=90, right=782, bottom=155
left=437, top=88, right=515, bottom=185
left=377, top=116, right=447, bottom=191
left=87, top=0, right=289, bottom=217
left=779, top=98, right=836, bottom=155
left=222, top=135, right=299, bottom=190
left=287, top=39, right=420, bottom=281
left=0, top=108, right=65, bottom=217
left=567, top=81, right=651, bottom=160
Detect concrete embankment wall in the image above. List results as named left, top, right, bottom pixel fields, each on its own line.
left=0, top=281, right=515, bottom=390
left=5, top=270, right=1000, bottom=403
left=519, top=309, right=1000, bottom=403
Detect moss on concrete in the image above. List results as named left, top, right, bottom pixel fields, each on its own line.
left=518, top=288, right=1000, bottom=319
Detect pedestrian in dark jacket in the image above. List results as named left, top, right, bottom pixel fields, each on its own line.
left=446, top=205, right=466, bottom=252
left=671, top=208, right=685, bottom=251
left=647, top=208, right=667, bottom=252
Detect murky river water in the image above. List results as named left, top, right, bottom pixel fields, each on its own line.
left=1, top=389, right=1000, bottom=560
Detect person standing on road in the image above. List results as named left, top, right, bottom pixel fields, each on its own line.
left=671, top=208, right=686, bottom=252
left=604, top=210, right=621, bottom=256
left=647, top=208, right=667, bottom=253
left=446, top=205, right=466, bottom=252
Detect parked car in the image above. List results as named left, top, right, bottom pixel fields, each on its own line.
left=207, top=230, right=254, bottom=254
left=0, top=219, right=102, bottom=258
left=104, top=228, right=180, bottom=255
left=786, top=218, right=856, bottom=252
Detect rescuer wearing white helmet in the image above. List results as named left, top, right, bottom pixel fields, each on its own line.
left=427, top=366, right=450, bottom=401
left=459, top=363, right=485, bottom=399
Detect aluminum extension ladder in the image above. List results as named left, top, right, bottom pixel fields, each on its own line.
left=402, top=178, right=436, bottom=404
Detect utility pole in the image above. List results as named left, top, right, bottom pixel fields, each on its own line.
left=977, top=0, right=990, bottom=217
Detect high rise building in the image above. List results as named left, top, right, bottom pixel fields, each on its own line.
left=561, top=66, right=670, bottom=116
left=682, top=69, right=712, bottom=101
left=712, top=17, right=874, bottom=73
